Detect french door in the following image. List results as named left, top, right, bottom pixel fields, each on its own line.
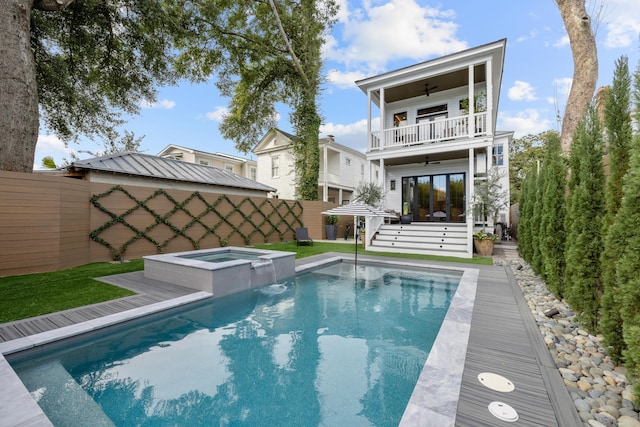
left=402, top=173, right=465, bottom=222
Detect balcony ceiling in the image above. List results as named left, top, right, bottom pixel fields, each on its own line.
left=382, top=149, right=470, bottom=167
left=384, top=64, right=486, bottom=103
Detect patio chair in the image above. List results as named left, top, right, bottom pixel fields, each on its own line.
left=295, top=227, right=313, bottom=246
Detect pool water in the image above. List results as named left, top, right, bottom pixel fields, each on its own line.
left=10, top=262, right=460, bottom=427
left=177, top=251, right=261, bottom=263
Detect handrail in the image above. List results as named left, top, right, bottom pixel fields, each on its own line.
left=369, top=112, right=488, bottom=151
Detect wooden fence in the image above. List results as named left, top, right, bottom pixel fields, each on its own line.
left=0, top=171, right=340, bottom=277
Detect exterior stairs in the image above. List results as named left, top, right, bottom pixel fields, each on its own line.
left=367, top=222, right=471, bottom=258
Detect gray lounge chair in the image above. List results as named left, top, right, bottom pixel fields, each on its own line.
left=295, top=227, right=313, bottom=245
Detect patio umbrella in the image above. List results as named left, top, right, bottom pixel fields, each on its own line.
left=321, top=203, right=395, bottom=267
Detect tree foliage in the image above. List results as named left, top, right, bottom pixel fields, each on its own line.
left=564, top=105, right=605, bottom=330
left=600, top=56, right=634, bottom=361
left=0, top=0, right=197, bottom=172
left=509, top=131, right=552, bottom=204
left=517, top=167, right=537, bottom=262
left=614, top=134, right=640, bottom=395
left=354, top=181, right=383, bottom=207
left=177, top=0, right=338, bottom=200
left=539, top=133, right=567, bottom=297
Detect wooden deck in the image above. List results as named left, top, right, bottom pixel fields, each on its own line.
left=455, top=260, right=581, bottom=426
left=0, top=272, right=196, bottom=342
left=0, top=249, right=582, bottom=426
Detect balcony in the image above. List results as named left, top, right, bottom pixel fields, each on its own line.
left=369, top=112, right=488, bottom=151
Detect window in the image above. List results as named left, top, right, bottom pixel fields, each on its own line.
left=271, top=156, right=280, bottom=178
left=225, top=164, right=234, bottom=173
left=199, top=160, right=209, bottom=166
left=345, top=157, right=351, bottom=166
left=250, top=167, right=257, bottom=181
left=394, top=112, right=407, bottom=127
left=493, top=145, right=504, bottom=166
left=390, top=180, right=396, bottom=191
left=360, top=163, right=365, bottom=176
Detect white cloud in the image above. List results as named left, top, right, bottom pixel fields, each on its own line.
left=320, top=117, right=380, bottom=152
left=602, top=0, right=640, bottom=48
left=508, top=81, right=537, bottom=101
left=552, top=35, right=570, bottom=48
left=326, top=69, right=368, bottom=89
left=205, top=106, right=228, bottom=121
left=498, top=109, right=554, bottom=138
left=328, top=0, right=466, bottom=69
left=516, top=31, right=538, bottom=43
left=33, top=134, right=74, bottom=170
left=141, top=98, right=176, bottom=109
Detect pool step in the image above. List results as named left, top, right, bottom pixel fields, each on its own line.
left=368, top=223, right=471, bottom=258
left=17, top=360, right=115, bottom=427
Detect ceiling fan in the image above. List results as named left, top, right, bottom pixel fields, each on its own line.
left=424, top=156, right=440, bottom=165
left=424, top=82, right=438, bottom=97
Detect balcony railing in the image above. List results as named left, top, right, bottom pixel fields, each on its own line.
left=369, top=112, right=487, bottom=151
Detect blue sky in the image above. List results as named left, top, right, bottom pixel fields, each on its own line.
left=35, top=0, right=640, bottom=167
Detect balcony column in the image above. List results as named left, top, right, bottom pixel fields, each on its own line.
left=486, top=57, right=493, bottom=135
left=468, top=64, right=475, bottom=136
left=379, top=158, right=385, bottom=207
left=467, top=148, right=474, bottom=257
left=379, top=87, right=386, bottom=148
left=367, top=90, right=372, bottom=149
left=338, top=188, right=343, bottom=204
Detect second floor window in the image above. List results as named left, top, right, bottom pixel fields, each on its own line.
left=272, top=156, right=280, bottom=178
left=345, top=157, right=351, bottom=166
left=199, top=160, right=209, bottom=166
left=493, top=145, right=504, bottom=166
left=250, top=167, right=257, bottom=181
left=225, top=164, right=234, bottom=173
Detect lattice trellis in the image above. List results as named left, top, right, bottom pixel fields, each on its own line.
left=89, top=186, right=304, bottom=258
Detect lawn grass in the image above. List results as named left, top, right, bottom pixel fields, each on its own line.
left=0, top=260, right=143, bottom=323
left=0, top=243, right=490, bottom=324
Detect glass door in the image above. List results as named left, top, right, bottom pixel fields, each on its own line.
left=402, top=173, right=466, bottom=222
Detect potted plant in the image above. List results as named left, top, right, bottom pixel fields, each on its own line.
left=325, top=215, right=339, bottom=240
left=401, top=201, right=412, bottom=224
left=472, top=166, right=508, bottom=256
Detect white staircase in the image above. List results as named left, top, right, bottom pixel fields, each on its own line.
left=367, top=222, right=471, bottom=258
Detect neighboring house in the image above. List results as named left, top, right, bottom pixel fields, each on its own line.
left=253, top=129, right=378, bottom=202
left=157, top=144, right=258, bottom=182
left=356, top=39, right=512, bottom=258
left=63, top=152, right=275, bottom=197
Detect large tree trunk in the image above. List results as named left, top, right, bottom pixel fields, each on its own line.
left=556, top=0, right=598, bottom=153
left=0, top=0, right=40, bottom=172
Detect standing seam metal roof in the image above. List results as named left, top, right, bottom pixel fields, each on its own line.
left=70, top=152, right=276, bottom=192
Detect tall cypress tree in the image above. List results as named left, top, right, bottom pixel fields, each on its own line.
left=615, top=134, right=640, bottom=396
left=564, top=105, right=605, bottom=330
left=531, top=163, right=546, bottom=276
left=517, top=168, right=536, bottom=263
left=540, top=133, right=567, bottom=297
left=600, top=57, right=634, bottom=361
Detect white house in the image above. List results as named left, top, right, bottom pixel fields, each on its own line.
left=357, top=39, right=512, bottom=258
left=253, top=128, right=378, bottom=201
left=157, top=144, right=257, bottom=181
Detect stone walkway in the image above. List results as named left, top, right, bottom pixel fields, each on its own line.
left=492, top=242, right=639, bottom=427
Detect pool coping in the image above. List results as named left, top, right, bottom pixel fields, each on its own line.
left=0, top=256, right=478, bottom=427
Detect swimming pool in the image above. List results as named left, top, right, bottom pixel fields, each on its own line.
left=7, top=261, right=463, bottom=426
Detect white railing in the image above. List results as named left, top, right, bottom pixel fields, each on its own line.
left=369, top=112, right=488, bottom=151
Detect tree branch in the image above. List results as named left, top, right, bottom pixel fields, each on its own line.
left=268, top=0, right=310, bottom=86
left=34, top=0, right=75, bottom=12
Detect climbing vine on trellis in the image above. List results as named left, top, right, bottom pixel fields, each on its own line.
left=89, top=186, right=304, bottom=259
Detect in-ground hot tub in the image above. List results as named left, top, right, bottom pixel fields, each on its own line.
left=143, top=247, right=296, bottom=297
